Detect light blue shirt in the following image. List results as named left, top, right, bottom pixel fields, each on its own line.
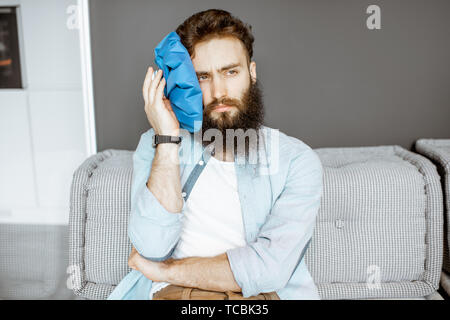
left=108, top=126, right=323, bottom=300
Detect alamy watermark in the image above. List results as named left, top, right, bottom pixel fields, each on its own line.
left=366, top=5, right=381, bottom=30
left=366, top=264, right=382, bottom=290
left=66, top=4, right=79, bottom=30
left=163, top=124, right=280, bottom=176
left=66, top=264, right=82, bottom=291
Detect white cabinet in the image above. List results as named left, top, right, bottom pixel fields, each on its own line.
left=29, top=91, right=86, bottom=208
left=0, top=0, right=93, bottom=224
left=20, top=0, right=82, bottom=91
left=0, top=91, right=37, bottom=211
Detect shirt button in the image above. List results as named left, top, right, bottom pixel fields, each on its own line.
left=335, top=219, right=344, bottom=229
left=181, top=192, right=187, bottom=198
left=198, top=160, right=204, bottom=166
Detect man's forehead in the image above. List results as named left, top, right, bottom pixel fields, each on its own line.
left=191, top=37, right=248, bottom=72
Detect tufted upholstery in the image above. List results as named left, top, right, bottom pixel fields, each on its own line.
left=415, top=139, right=450, bottom=296
left=69, top=145, right=444, bottom=299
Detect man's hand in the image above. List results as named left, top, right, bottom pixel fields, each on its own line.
left=143, top=67, right=180, bottom=136
left=128, top=246, right=170, bottom=282
left=127, top=246, right=141, bottom=271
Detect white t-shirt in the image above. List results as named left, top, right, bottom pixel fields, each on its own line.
left=149, top=156, right=246, bottom=299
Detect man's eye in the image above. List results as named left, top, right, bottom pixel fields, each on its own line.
left=198, top=75, right=208, bottom=81
left=227, top=70, right=237, bottom=75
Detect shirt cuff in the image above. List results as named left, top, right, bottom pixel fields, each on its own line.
left=226, top=246, right=260, bottom=298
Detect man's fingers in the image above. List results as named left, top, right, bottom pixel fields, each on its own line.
left=155, top=77, right=166, bottom=103
left=142, top=66, right=153, bottom=104
left=162, top=97, right=175, bottom=113
left=148, top=69, right=163, bottom=105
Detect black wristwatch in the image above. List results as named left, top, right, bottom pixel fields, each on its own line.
left=152, top=134, right=182, bottom=148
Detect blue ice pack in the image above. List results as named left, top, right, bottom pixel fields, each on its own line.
left=154, top=32, right=203, bottom=133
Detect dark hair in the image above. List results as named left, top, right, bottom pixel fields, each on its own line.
left=176, top=9, right=255, bottom=61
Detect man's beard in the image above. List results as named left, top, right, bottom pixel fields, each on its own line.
left=201, top=80, right=265, bottom=156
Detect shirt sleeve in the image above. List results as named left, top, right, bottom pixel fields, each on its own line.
left=127, top=129, right=184, bottom=261
left=226, top=147, right=323, bottom=297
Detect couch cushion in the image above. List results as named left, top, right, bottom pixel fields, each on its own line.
left=415, top=138, right=450, bottom=294
left=69, top=150, right=133, bottom=299
left=306, top=145, right=443, bottom=299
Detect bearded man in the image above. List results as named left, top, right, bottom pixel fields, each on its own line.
left=108, top=9, right=323, bottom=300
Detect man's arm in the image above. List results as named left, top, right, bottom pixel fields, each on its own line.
left=148, top=143, right=182, bottom=213
left=129, top=248, right=241, bottom=292
left=127, top=67, right=184, bottom=259
left=144, top=66, right=183, bottom=213
left=226, top=147, right=323, bottom=297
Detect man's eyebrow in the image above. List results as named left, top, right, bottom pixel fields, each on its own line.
left=195, top=63, right=242, bottom=76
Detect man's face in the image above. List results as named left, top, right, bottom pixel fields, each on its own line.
left=191, top=36, right=257, bottom=130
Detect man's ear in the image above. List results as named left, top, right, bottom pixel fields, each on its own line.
left=249, top=61, right=257, bottom=84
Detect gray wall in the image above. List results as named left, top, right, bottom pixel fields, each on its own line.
left=90, top=0, right=450, bottom=151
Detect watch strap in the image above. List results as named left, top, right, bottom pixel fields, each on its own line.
left=152, top=134, right=182, bottom=147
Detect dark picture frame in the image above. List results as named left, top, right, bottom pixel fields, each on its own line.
left=0, top=7, right=22, bottom=89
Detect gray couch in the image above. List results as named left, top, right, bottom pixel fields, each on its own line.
left=69, top=143, right=447, bottom=300
left=415, top=139, right=450, bottom=296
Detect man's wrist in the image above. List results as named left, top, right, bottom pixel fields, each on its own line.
left=155, top=142, right=180, bottom=151
left=156, top=129, right=180, bottom=137
left=162, top=258, right=175, bottom=283
left=155, top=143, right=180, bottom=165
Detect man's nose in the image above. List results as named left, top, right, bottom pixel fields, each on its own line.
left=211, top=77, right=227, bottom=101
